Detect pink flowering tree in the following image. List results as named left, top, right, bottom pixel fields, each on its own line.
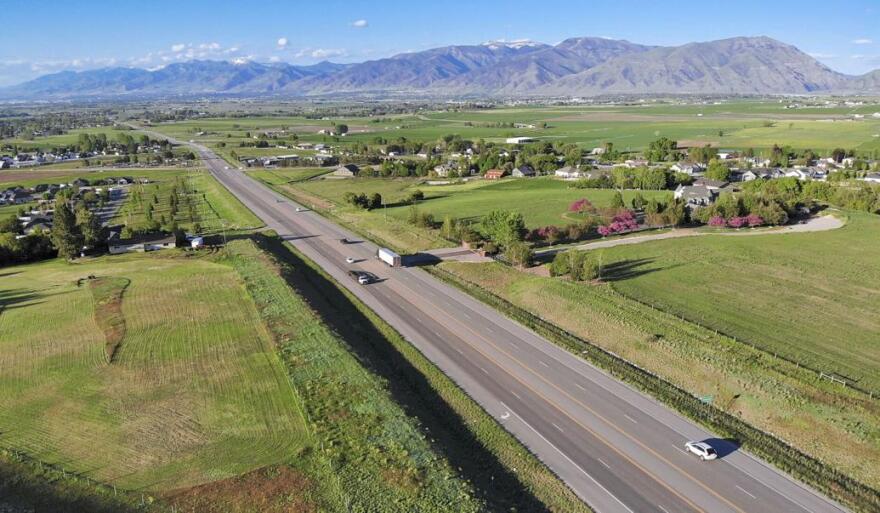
left=597, top=225, right=611, bottom=237
left=708, top=216, right=726, bottom=227
left=727, top=216, right=746, bottom=228
left=597, top=209, right=639, bottom=237
left=568, top=198, right=596, bottom=214
left=746, top=214, right=764, bottom=227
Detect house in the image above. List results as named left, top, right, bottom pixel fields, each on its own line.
left=4, top=189, right=32, bottom=204
left=505, top=136, right=537, bottom=144
left=738, top=169, right=762, bottom=182
left=433, top=163, right=456, bottom=177
left=108, top=232, right=177, bottom=254
left=674, top=184, right=717, bottom=209
left=22, top=219, right=52, bottom=234
left=511, top=165, right=535, bottom=178
left=313, top=154, right=338, bottom=166
left=783, top=168, right=816, bottom=181
left=860, top=172, right=880, bottom=183
left=623, top=158, right=649, bottom=168
left=333, top=164, right=360, bottom=177
left=554, top=165, right=581, bottom=180
left=670, top=162, right=702, bottom=175
left=484, top=169, right=507, bottom=180
left=692, top=177, right=728, bottom=191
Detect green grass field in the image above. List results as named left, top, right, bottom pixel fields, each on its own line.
left=0, top=252, right=308, bottom=492
left=153, top=100, right=880, bottom=159
left=295, top=176, right=670, bottom=228
left=596, top=211, right=880, bottom=391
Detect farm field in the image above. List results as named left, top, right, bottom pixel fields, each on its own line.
left=155, top=100, right=880, bottom=159
left=293, top=176, right=671, bottom=228
left=596, top=210, right=880, bottom=392
left=0, top=252, right=308, bottom=492
left=438, top=258, right=880, bottom=488
left=245, top=166, right=329, bottom=185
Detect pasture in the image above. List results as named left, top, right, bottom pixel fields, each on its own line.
left=151, top=100, right=880, bottom=158
left=598, top=210, right=880, bottom=392
left=0, top=252, right=308, bottom=492
left=293, top=175, right=670, bottom=228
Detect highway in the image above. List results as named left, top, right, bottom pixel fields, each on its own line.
left=163, top=131, right=848, bottom=513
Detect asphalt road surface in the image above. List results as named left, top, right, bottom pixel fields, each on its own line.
left=157, top=132, right=848, bottom=513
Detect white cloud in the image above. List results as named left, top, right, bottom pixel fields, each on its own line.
left=268, top=55, right=281, bottom=63
left=199, top=42, right=220, bottom=50
left=171, top=43, right=186, bottom=52
left=850, top=54, right=866, bottom=59
left=295, top=47, right=348, bottom=59
left=277, top=37, right=289, bottom=49
left=351, top=19, right=368, bottom=28
left=852, top=38, right=873, bottom=45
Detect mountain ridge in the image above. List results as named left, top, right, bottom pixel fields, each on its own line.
left=2, top=35, right=878, bottom=99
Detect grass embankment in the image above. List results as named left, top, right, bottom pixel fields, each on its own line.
left=596, top=211, right=880, bottom=394
left=248, top=233, right=590, bottom=513
left=435, top=262, right=880, bottom=510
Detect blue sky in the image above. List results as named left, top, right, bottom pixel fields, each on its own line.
left=0, top=0, right=878, bottom=86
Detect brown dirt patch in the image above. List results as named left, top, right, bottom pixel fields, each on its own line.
left=88, top=276, right=130, bottom=362
left=164, top=465, right=318, bottom=513
left=279, top=185, right=333, bottom=210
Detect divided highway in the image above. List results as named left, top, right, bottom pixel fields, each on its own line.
left=168, top=132, right=848, bottom=513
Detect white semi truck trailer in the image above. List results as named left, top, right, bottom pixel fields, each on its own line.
left=376, top=247, right=402, bottom=267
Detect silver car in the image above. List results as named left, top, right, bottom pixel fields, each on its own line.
left=685, top=441, right=718, bottom=461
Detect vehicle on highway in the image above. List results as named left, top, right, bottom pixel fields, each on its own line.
left=685, top=441, right=718, bottom=461
left=346, top=257, right=355, bottom=263
left=347, top=270, right=374, bottom=285
left=376, top=247, right=401, bottom=267
left=224, top=166, right=229, bottom=170
left=296, top=207, right=304, bottom=212
left=339, top=238, right=350, bottom=244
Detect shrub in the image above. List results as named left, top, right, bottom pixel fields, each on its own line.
left=746, top=214, right=764, bottom=227
left=727, top=216, right=746, bottom=228
left=549, top=252, right=570, bottom=277
left=708, top=216, right=726, bottom=227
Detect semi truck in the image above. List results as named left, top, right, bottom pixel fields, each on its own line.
left=376, top=247, right=402, bottom=267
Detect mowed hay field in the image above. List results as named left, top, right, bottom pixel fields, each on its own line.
left=0, top=253, right=307, bottom=492
left=598, top=211, right=880, bottom=392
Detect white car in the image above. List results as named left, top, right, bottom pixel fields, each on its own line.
left=345, top=257, right=355, bottom=264
left=684, top=441, right=718, bottom=461
left=357, top=275, right=371, bottom=285
left=224, top=166, right=229, bottom=170
left=295, top=207, right=304, bottom=212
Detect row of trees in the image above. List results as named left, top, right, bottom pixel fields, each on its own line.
left=569, top=167, right=692, bottom=191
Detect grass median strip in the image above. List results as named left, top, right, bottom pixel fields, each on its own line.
left=248, top=232, right=592, bottom=513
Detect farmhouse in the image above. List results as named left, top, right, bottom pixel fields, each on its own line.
left=333, top=164, right=360, bottom=177
left=505, top=136, right=537, bottom=144
left=692, top=177, right=729, bottom=191
left=511, top=165, right=535, bottom=177
left=108, top=232, right=177, bottom=254
left=484, top=169, right=507, bottom=180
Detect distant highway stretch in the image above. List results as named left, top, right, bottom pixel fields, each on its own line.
left=151, top=129, right=848, bottom=513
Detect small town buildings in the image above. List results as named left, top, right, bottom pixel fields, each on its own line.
left=505, top=136, right=538, bottom=144
left=484, top=169, right=507, bottom=180
left=333, top=164, right=360, bottom=177
left=108, top=233, right=177, bottom=254
left=692, top=177, right=729, bottom=191
left=511, top=165, right=535, bottom=177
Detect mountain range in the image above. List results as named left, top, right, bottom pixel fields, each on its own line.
left=3, top=36, right=878, bottom=99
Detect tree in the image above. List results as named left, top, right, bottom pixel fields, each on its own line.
left=336, top=124, right=349, bottom=135
left=50, top=203, right=83, bottom=260
left=631, top=192, right=647, bottom=210
left=480, top=210, right=526, bottom=248
left=549, top=251, right=570, bottom=277
left=610, top=191, right=625, bottom=209
left=369, top=192, right=383, bottom=210
left=76, top=206, right=103, bottom=247
left=409, top=189, right=425, bottom=203
left=504, top=241, right=533, bottom=268
left=581, top=255, right=601, bottom=281
left=705, top=158, right=730, bottom=181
